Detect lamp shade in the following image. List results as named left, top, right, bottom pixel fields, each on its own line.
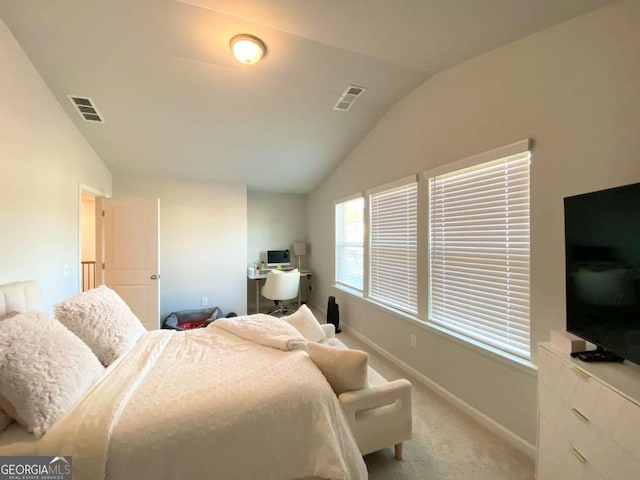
left=292, top=242, right=307, bottom=256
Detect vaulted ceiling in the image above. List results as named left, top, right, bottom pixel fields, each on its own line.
left=0, top=0, right=615, bottom=192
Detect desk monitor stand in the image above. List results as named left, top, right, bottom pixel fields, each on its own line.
left=570, top=347, right=624, bottom=363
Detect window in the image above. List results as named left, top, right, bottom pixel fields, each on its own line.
left=428, top=146, right=531, bottom=359
left=369, top=178, right=418, bottom=314
left=335, top=197, right=364, bottom=291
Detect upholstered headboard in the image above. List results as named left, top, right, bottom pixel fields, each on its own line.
left=0, top=281, right=41, bottom=315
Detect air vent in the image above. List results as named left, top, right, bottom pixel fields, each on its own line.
left=333, top=84, right=366, bottom=112
left=67, top=95, right=104, bottom=123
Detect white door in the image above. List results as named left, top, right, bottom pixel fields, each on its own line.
left=104, top=198, right=160, bottom=330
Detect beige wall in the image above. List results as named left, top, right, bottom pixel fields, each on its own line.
left=246, top=191, right=309, bottom=311
left=113, top=176, right=247, bottom=319
left=0, top=19, right=112, bottom=312
left=308, top=0, right=640, bottom=448
left=247, top=191, right=308, bottom=267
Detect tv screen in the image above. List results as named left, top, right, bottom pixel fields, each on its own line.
left=564, top=182, right=640, bottom=364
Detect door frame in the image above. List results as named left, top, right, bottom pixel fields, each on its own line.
left=78, top=183, right=108, bottom=292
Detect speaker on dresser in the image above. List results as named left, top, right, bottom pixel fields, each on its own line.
left=327, top=296, right=340, bottom=333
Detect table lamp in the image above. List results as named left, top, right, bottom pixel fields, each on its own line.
left=292, top=242, right=307, bottom=270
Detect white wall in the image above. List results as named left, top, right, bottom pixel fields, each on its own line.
left=0, top=19, right=112, bottom=312
left=308, top=0, right=640, bottom=449
left=113, top=176, right=247, bottom=319
left=246, top=191, right=309, bottom=311
left=247, top=191, right=308, bottom=267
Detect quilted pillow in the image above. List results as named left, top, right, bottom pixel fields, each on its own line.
left=306, top=342, right=369, bottom=395
left=0, top=311, right=104, bottom=436
left=54, top=285, right=147, bottom=366
left=282, top=305, right=326, bottom=343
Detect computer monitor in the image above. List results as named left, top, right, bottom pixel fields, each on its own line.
left=267, top=249, right=291, bottom=266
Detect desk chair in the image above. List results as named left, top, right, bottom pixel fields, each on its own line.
left=261, top=269, right=300, bottom=316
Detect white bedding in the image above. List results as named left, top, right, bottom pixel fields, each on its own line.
left=1, top=326, right=367, bottom=480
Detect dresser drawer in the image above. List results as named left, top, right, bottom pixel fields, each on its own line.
left=538, top=416, right=604, bottom=480
left=555, top=360, right=601, bottom=418
left=555, top=400, right=599, bottom=464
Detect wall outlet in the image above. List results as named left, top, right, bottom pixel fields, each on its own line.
left=63, top=264, right=71, bottom=277
left=201, top=297, right=209, bottom=307
left=409, top=334, right=417, bottom=348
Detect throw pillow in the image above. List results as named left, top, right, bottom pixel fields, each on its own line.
left=54, top=285, right=147, bottom=366
left=282, top=304, right=326, bottom=343
left=0, top=311, right=104, bottom=437
left=306, top=342, right=369, bottom=395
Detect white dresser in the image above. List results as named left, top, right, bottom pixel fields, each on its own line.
left=537, top=343, right=640, bottom=480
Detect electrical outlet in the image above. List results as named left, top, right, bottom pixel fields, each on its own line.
left=63, top=264, right=71, bottom=277
left=410, top=334, right=417, bottom=348
left=201, top=297, right=209, bottom=307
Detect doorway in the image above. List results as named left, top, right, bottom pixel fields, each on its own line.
left=79, top=185, right=104, bottom=292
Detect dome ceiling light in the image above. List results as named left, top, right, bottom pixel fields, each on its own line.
left=230, top=34, right=266, bottom=65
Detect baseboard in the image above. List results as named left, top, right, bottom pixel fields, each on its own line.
left=341, top=323, right=536, bottom=460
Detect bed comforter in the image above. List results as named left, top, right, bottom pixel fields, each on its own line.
left=28, top=324, right=367, bottom=480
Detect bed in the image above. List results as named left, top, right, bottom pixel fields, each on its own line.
left=0, top=281, right=367, bottom=480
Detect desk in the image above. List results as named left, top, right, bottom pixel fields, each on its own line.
left=247, top=269, right=312, bottom=314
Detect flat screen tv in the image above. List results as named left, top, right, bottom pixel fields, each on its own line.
left=564, top=182, right=640, bottom=364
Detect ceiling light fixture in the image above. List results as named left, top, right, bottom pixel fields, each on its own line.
left=230, top=34, right=266, bottom=65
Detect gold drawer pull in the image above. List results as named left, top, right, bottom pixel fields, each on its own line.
left=572, top=367, right=591, bottom=380
left=571, top=408, right=590, bottom=423
left=570, top=446, right=588, bottom=463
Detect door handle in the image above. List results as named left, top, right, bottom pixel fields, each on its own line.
left=150, top=274, right=160, bottom=280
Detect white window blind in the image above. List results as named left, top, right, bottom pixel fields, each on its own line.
left=335, top=197, right=364, bottom=291
left=428, top=151, right=531, bottom=359
left=369, top=181, right=418, bottom=314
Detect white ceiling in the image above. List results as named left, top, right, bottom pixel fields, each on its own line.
left=0, top=0, right=615, bottom=193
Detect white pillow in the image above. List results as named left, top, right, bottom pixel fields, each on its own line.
left=54, top=285, right=147, bottom=366
left=306, top=342, right=369, bottom=395
left=281, top=304, right=326, bottom=343
left=0, top=311, right=104, bottom=437
left=1, top=311, right=19, bottom=432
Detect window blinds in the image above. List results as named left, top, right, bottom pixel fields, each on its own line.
left=335, top=197, right=364, bottom=291
left=369, top=181, right=418, bottom=314
left=428, top=152, right=531, bottom=358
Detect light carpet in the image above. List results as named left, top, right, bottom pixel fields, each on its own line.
left=336, top=329, right=535, bottom=480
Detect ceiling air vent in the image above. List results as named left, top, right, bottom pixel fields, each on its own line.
left=333, top=84, right=366, bottom=112
left=67, top=95, right=104, bottom=123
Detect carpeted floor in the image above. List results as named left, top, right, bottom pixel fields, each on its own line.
left=336, top=329, right=535, bottom=480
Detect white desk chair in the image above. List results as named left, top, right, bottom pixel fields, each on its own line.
left=261, top=269, right=300, bottom=316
